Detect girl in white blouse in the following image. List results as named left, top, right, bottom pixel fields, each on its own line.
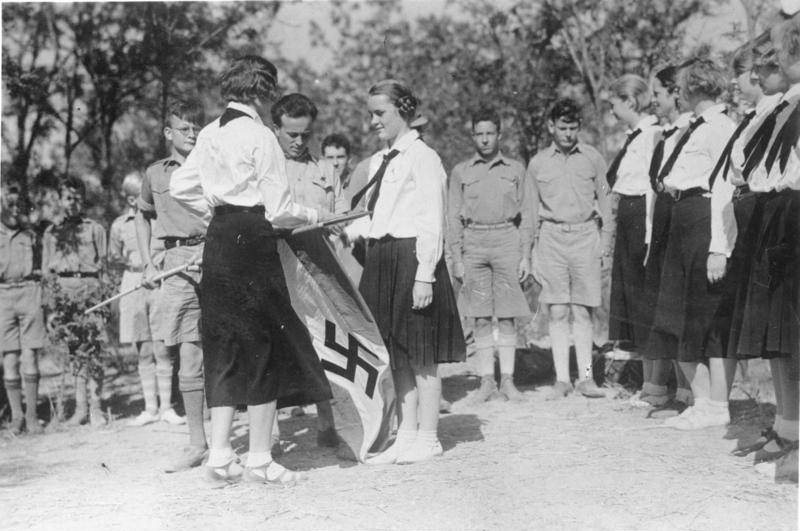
left=345, top=80, right=465, bottom=464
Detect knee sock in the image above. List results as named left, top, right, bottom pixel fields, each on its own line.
left=182, top=389, right=207, bottom=448
left=4, top=379, right=23, bottom=419
left=474, top=333, right=495, bottom=378
left=773, top=416, right=784, bottom=435
left=155, top=368, right=172, bottom=412
left=549, top=320, right=571, bottom=383
left=74, top=376, right=88, bottom=416
left=22, top=374, right=39, bottom=423
left=573, top=320, right=594, bottom=382
left=138, top=364, right=158, bottom=414
left=497, top=333, right=517, bottom=377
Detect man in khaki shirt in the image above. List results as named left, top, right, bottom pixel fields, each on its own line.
left=272, top=93, right=340, bottom=449
left=527, top=98, right=612, bottom=399
left=1, top=185, right=45, bottom=434
left=448, top=108, right=532, bottom=402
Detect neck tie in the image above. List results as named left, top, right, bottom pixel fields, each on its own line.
left=606, top=128, right=643, bottom=190
left=649, top=127, right=678, bottom=192
left=742, top=100, right=790, bottom=180
left=350, top=149, right=401, bottom=214
left=656, top=116, right=706, bottom=184
left=707, top=110, right=756, bottom=189
left=764, top=101, right=799, bottom=175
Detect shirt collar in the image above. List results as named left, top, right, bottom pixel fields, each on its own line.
left=124, top=207, right=136, bottom=221
left=226, top=101, right=263, bottom=124
left=695, top=103, right=727, bottom=123
left=756, top=92, right=785, bottom=114
left=548, top=143, right=581, bottom=157
left=781, top=83, right=800, bottom=102
left=629, top=115, right=658, bottom=134
left=469, top=151, right=508, bottom=167
left=389, top=129, right=420, bottom=153
left=672, top=112, right=694, bottom=129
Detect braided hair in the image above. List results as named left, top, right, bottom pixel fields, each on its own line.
left=369, top=79, right=420, bottom=121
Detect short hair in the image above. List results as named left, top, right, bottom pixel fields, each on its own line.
left=219, top=55, right=278, bottom=104
left=59, top=176, right=86, bottom=198
left=270, top=93, right=318, bottom=127
left=368, top=79, right=419, bottom=121
left=679, top=58, right=727, bottom=100
left=609, top=74, right=651, bottom=112
left=471, top=108, right=501, bottom=131
left=772, top=13, right=800, bottom=68
left=167, top=100, right=204, bottom=126
left=653, top=58, right=697, bottom=93
left=121, top=172, right=142, bottom=197
left=321, top=133, right=351, bottom=155
left=548, top=98, right=582, bottom=123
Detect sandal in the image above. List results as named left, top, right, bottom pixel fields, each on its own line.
left=205, top=456, right=243, bottom=486
left=732, top=427, right=779, bottom=457
left=243, top=461, right=305, bottom=487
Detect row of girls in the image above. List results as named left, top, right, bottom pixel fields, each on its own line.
left=605, top=12, right=800, bottom=483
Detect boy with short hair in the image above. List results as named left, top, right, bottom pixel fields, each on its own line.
left=42, top=176, right=108, bottom=427
left=1, top=185, right=45, bottom=434
left=136, top=100, right=209, bottom=472
left=109, top=172, right=181, bottom=426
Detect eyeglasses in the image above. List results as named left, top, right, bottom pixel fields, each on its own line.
left=173, top=125, right=199, bottom=135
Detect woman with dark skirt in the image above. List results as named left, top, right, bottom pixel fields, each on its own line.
left=603, top=74, right=661, bottom=404
left=638, top=63, right=696, bottom=416
left=170, top=55, right=332, bottom=485
left=344, top=80, right=466, bottom=464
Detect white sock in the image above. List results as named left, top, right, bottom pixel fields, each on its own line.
left=246, top=451, right=272, bottom=468
left=642, top=383, right=667, bottom=396
left=773, top=415, right=784, bottom=434
left=207, top=447, right=235, bottom=467
left=417, top=429, right=438, bottom=444
left=779, top=419, right=799, bottom=442
left=395, top=428, right=416, bottom=446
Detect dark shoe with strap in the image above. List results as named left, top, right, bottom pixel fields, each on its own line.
left=754, top=436, right=793, bottom=464
left=732, top=427, right=778, bottom=457
left=243, top=461, right=305, bottom=487
left=647, top=399, right=689, bottom=419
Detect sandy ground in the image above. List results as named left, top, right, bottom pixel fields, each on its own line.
left=0, top=351, right=797, bottom=531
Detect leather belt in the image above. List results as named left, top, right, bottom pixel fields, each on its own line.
left=0, top=274, right=42, bottom=285
left=734, top=184, right=751, bottom=200
left=465, top=220, right=516, bottom=230
left=163, top=236, right=204, bottom=249
left=213, top=204, right=265, bottom=216
left=57, top=272, right=99, bottom=278
left=666, top=186, right=706, bottom=202
left=125, top=266, right=144, bottom=273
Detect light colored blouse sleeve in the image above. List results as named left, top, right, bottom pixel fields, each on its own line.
left=255, top=133, right=319, bottom=229
left=170, top=146, right=212, bottom=227
left=412, top=146, right=446, bottom=283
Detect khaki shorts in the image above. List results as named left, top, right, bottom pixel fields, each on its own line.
left=0, top=283, right=45, bottom=352
left=532, top=220, right=602, bottom=307
left=154, top=245, right=202, bottom=347
left=118, top=270, right=161, bottom=344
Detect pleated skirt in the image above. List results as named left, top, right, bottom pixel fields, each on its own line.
left=359, top=236, right=466, bottom=370
left=609, top=194, right=648, bottom=347
left=200, top=209, right=332, bottom=408
left=647, top=195, right=725, bottom=362
left=733, top=190, right=800, bottom=360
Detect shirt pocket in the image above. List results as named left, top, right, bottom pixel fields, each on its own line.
left=499, top=173, right=520, bottom=212
left=461, top=175, right=482, bottom=200
left=14, top=238, right=33, bottom=274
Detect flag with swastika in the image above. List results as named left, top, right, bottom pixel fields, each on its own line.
left=277, top=232, right=395, bottom=462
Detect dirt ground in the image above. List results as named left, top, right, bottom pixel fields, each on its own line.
left=0, top=351, right=797, bottom=531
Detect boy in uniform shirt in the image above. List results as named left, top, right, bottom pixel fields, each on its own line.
left=42, top=177, right=108, bottom=426
left=448, top=107, right=531, bottom=402
left=1, top=186, right=45, bottom=434
left=108, top=173, right=182, bottom=427
left=527, top=98, right=612, bottom=400
left=136, top=101, right=208, bottom=471
left=272, top=93, right=340, bottom=449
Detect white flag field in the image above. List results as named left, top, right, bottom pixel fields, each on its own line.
left=278, top=232, right=395, bottom=462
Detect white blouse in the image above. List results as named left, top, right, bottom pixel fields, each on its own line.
left=170, top=102, right=318, bottom=229
left=345, top=129, right=446, bottom=283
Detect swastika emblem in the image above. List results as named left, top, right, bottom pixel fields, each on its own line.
left=323, top=320, right=379, bottom=398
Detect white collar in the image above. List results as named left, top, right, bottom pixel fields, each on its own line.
left=226, top=101, right=263, bottom=124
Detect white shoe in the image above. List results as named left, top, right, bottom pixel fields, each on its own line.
left=128, top=410, right=159, bottom=427
left=160, top=408, right=186, bottom=425
left=397, top=438, right=443, bottom=464
left=662, top=405, right=698, bottom=427
left=365, top=438, right=414, bottom=465
left=666, top=405, right=728, bottom=430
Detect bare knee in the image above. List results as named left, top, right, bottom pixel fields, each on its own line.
left=474, top=317, right=493, bottom=338
left=19, top=348, right=39, bottom=376
left=497, top=318, right=515, bottom=337
left=549, top=304, right=570, bottom=323
left=570, top=304, right=591, bottom=326
left=3, top=351, right=21, bottom=380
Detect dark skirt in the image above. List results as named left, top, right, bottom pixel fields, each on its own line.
left=647, top=195, right=725, bottom=362
left=609, top=194, right=648, bottom=347
left=641, top=192, right=673, bottom=360
left=359, top=236, right=466, bottom=370
left=200, top=209, right=332, bottom=408
left=734, top=190, right=800, bottom=360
